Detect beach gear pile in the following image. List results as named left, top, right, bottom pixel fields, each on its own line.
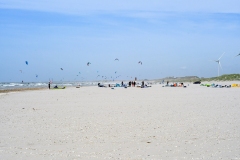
left=163, top=83, right=187, bottom=88
left=231, top=84, right=240, bottom=87
left=200, top=83, right=231, bottom=88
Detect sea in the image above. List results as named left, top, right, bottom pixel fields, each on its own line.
left=0, top=81, right=102, bottom=90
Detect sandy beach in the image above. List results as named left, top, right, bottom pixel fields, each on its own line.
left=0, top=83, right=240, bottom=159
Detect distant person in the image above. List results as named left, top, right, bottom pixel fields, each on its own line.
left=133, top=81, right=136, bottom=87
left=167, top=81, right=169, bottom=86
left=121, top=81, right=124, bottom=86
left=48, top=82, right=51, bottom=89
left=141, top=81, right=144, bottom=87
left=129, top=81, right=132, bottom=87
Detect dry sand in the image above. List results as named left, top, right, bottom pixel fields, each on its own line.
left=0, top=83, right=240, bottom=159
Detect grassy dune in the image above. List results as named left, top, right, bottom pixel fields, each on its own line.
left=154, top=74, right=240, bottom=83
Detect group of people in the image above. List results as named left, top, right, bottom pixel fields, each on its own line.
left=127, top=81, right=137, bottom=87
left=97, top=80, right=152, bottom=88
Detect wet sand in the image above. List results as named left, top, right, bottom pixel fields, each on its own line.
left=0, top=83, right=240, bottom=159
left=0, top=88, right=46, bottom=94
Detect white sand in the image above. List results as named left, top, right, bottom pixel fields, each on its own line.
left=0, top=83, right=240, bottom=159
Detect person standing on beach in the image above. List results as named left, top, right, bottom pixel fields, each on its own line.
left=141, top=81, right=144, bottom=87
left=48, top=82, right=51, bottom=89
left=129, top=81, right=132, bottom=87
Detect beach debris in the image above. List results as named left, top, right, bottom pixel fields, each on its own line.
left=138, top=61, right=142, bottom=65
left=87, top=62, right=91, bottom=66
left=25, top=61, right=28, bottom=65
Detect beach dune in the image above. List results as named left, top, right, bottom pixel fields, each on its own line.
left=0, top=84, right=240, bottom=159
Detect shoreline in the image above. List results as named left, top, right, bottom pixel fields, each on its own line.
left=0, top=87, right=47, bottom=93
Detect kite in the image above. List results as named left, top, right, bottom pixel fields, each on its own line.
left=115, top=58, right=119, bottom=61
left=138, top=61, right=142, bottom=65
left=25, top=61, right=28, bottom=65
left=19, top=70, right=22, bottom=73
left=60, top=68, right=63, bottom=70
left=87, top=62, right=91, bottom=66
left=115, top=71, right=117, bottom=74
left=115, top=75, right=121, bottom=79
left=36, top=75, right=38, bottom=78
left=236, top=53, right=240, bottom=57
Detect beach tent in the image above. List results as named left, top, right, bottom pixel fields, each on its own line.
left=115, top=84, right=121, bottom=87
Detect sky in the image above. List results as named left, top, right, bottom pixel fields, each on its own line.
left=0, top=0, right=240, bottom=82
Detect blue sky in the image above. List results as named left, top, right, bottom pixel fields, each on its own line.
left=0, top=0, right=240, bottom=82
